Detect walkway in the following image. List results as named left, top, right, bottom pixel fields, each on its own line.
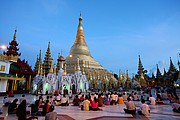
left=0, top=94, right=180, bottom=120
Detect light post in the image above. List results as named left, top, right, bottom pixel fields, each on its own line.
left=0, top=45, right=7, bottom=54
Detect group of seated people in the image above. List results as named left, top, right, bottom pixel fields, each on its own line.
left=2, top=95, right=31, bottom=120
left=31, top=93, right=71, bottom=116
left=123, top=97, right=150, bottom=116
left=72, top=92, right=129, bottom=110
left=2, top=94, right=58, bottom=120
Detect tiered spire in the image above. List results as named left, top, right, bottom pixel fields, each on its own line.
left=4, top=29, right=21, bottom=56
left=156, top=64, right=162, bottom=78
left=34, top=50, right=42, bottom=74
left=43, top=42, right=53, bottom=75
left=34, top=55, right=39, bottom=73
left=168, top=57, right=177, bottom=74
left=156, top=64, right=163, bottom=86
left=137, top=55, right=144, bottom=75
left=163, top=68, right=167, bottom=77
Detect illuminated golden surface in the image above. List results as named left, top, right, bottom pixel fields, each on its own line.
left=66, top=14, right=104, bottom=74
left=0, top=54, right=18, bottom=62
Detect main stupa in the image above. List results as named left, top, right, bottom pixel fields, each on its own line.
left=66, top=14, right=104, bottom=74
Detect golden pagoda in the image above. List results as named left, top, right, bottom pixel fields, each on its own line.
left=65, top=14, right=115, bottom=90
left=66, top=14, right=104, bottom=73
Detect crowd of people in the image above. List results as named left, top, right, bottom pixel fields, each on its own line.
left=0, top=86, right=180, bottom=120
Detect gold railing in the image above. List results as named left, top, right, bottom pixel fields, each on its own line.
left=0, top=54, right=18, bottom=62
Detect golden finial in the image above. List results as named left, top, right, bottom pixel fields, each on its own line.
left=13, top=28, right=17, bottom=41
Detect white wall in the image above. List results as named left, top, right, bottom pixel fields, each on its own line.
left=0, top=61, right=11, bottom=74
left=0, top=79, right=8, bottom=92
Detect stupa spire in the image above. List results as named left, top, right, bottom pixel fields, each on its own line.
left=70, top=13, right=90, bottom=56
left=13, top=29, right=17, bottom=41
left=34, top=54, right=39, bottom=73
left=137, top=55, right=144, bottom=75
left=156, top=64, right=162, bottom=78
left=168, top=57, right=177, bottom=74
left=43, top=41, right=53, bottom=75
left=66, top=14, right=104, bottom=74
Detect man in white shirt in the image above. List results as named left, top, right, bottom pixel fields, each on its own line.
left=138, top=99, right=150, bottom=116
left=111, top=93, right=116, bottom=105
left=60, top=94, right=68, bottom=106
left=122, top=92, right=127, bottom=101
left=3, top=97, right=9, bottom=104
left=148, top=95, right=156, bottom=105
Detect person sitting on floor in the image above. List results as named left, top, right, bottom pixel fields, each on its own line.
left=68, top=92, right=72, bottom=99
left=124, top=97, right=136, bottom=114
left=117, top=94, right=124, bottom=104
left=56, top=94, right=61, bottom=102
left=133, top=92, right=139, bottom=101
left=161, top=90, right=168, bottom=100
left=91, top=97, right=102, bottom=111
left=138, top=99, right=150, bottom=116
left=59, top=94, right=69, bottom=106
left=122, top=92, right=127, bottom=101
left=173, top=93, right=180, bottom=104
left=82, top=95, right=91, bottom=111
left=110, top=92, right=116, bottom=105
left=72, top=95, right=80, bottom=106
left=45, top=105, right=57, bottom=120
left=98, top=93, right=105, bottom=107
left=16, top=100, right=27, bottom=120
left=167, top=91, right=174, bottom=103
left=2, top=102, right=9, bottom=119
left=156, top=94, right=164, bottom=104
left=148, top=94, right=156, bottom=105
left=20, top=94, right=26, bottom=103
left=3, top=96, right=9, bottom=105
left=39, top=95, right=44, bottom=107
left=31, top=100, right=41, bottom=116
left=8, top=98, right=18, bottom=114
left=79, top=94, right=85, bottom=102
left=104, top=94, right=110, bottom=105
left=42, top=100, right=51, bottom=116
left=172, top=103, right=180, bottom=113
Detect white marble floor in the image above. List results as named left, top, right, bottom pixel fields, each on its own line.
left=0, top=94, right=180, bottom=120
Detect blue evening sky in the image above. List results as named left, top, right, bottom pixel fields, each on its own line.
left=0, top=0, right=180, bottom=76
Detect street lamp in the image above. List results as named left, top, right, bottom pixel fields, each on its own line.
left=0, top=45, right=7, bottom=54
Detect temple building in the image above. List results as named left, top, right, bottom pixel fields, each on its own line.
left=32, top=14, right=117, bottom=94
left=2, top=29, right=36, bottom=94
left=0, top=54, right=20, bottom=95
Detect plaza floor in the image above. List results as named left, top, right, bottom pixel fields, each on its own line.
left=0, top=94, right=180, bottom=120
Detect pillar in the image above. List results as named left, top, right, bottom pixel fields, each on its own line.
left=14, top=80, right=17, bottom=90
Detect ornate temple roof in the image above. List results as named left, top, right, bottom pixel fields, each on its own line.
left=4, top=29, right=21, bottom=56
left=58, top=55, right=65, bottom=61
